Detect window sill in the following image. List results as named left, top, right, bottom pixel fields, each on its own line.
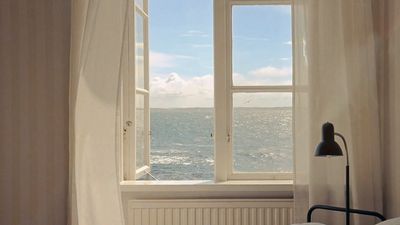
left=120, top=180, right=293, bottom=199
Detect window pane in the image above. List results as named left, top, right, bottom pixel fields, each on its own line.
left=232, top=5, right=292, bottom=86
left=151, top=109, right=214, bottom=180
left=136, top=93, right=146, bottom=168
left=149, top=0, right=214, bottom=180
left=135, top=13, right=145, bottom=89
left=233, top=93, right=293, bottom=172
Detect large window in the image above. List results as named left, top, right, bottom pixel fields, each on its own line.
left=121, top=0, right=293, bottom=181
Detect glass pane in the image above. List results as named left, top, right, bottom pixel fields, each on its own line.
left=150, top=109, right=214, bottom=180
left=233, top=93, right=293, bottom=172
left=135, top=13, right=145, bottom=89
left=136, top=94, right=146, bottom=169
left=232, top=5, right=292, bottom=85
left=148, top=0, right=214, bottom=180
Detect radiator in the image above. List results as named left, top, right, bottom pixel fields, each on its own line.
left=128, top=199, right=294, bottom=225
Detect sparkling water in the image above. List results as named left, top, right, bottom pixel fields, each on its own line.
left=149, top=107, right=292, bottom=180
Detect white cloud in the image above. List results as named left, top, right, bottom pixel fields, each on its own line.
left=150, top=73, right=213, bottom=108
left=234, top=35, right=269, bottom=41
left=191, top=44, right=212, bottom=48
left=280, top=57, right=290, bottom=61
left=233, top=66, right=292, bottom=85
left=150, top=51, right=193, bottom=69
left=233, top=92, right=292, bottom=108
left=233, top=73, right=258, bottom=85
left=249, top=66, right=292, bottom=78
left=149, top=66, right=292, bottom=108
left=284, top=41, right=292, bottom=45
left=181, top=30, right=209, bottom=38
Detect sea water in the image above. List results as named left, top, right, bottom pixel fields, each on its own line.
left=149, top=107, right=292, bottom=180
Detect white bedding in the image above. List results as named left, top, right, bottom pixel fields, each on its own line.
left=292, top=217, right=400, bottom=225
left=377, top=217, right=400, bottom=225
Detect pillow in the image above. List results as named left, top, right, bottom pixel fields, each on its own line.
left=377, top=217, right=400, bottom=225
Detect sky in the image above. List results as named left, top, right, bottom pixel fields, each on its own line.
left=148, top=0, right=292, bottom=108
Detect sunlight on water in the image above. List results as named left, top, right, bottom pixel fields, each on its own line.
left=150, top=108, right=292, bottom=180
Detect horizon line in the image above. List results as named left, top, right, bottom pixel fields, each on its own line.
left=150, top=106, right=292, bottom=109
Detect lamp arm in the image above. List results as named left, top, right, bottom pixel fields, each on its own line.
left=334, top=132, right=349, bottom=166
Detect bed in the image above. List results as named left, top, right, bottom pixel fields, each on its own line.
left=293, top=217, right=400, bottom=225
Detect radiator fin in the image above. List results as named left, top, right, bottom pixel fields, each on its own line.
left=128, top=199, right=293, bottom=225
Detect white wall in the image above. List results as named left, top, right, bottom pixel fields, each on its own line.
left=0, top=0, right=70, bottom=224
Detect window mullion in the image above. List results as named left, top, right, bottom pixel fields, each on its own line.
left=214, top=0, right=230, bottom=182
left=226, top=0, right=236, bottom=180
left=143, top=0, right=150, bottom=175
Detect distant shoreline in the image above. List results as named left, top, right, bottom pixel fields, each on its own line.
left=150, top=107, right=292, bottom=110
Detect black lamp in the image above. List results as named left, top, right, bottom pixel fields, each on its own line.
left=307, top=122, right=386, bottom=225
left=315, top=122, right=350, bottom=225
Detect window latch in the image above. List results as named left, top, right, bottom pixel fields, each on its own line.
left=123, top=121, right=133, bottom=136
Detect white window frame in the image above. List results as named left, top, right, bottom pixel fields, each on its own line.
left=122, top=0, right=294, bottom=182
left=215, top=0, right=293, bottom=181
left=123, top=0, right=151, bottom=180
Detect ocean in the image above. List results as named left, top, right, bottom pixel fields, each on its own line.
left=149, top=107, right=292, bottom=180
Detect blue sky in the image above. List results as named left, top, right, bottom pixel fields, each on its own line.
left=148, top=0, right=292, bottom=108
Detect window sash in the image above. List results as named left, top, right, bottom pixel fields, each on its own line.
left=123, top=0, right=150, bottom=180
left=216, top=0, right=294, bottom=181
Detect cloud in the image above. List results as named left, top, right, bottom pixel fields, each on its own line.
left=233, top=66, right=292, bottom=85
left=284, top=41, right=292, bottom=45
left=181, top=30, right=209, bottom=38
left=249, top=66, right=292, bottom=78
left=149, top=66, right=292, bottom=108
left=280, top=57, right=290, bottom=61
left=150, top=51, right=193, bottom=69
left=233, top=92, right=292, bottom=108
left=191, top=44, right=212, bottom=48
left=150, top=73, right=213, bottom=108
left=234, top=35, right=269, bottom=42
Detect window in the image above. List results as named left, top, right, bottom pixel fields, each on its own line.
left=227, top=4, right=293, bottom=180
left=122, top=0, right=150, bottom=179
left=121, top=0, right=293, bottom=181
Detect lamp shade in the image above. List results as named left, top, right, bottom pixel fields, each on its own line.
left=314, top=122, right=343, bottom=156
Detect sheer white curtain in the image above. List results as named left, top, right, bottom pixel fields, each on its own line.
left=382, top=0, right=400, bottom=219
left=69, top=0, right=127, bottom=224
left=293, top=1, right=383, bottom=225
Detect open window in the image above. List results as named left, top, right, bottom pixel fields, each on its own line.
left=123, top=0, right=150, bottom=180
left=121, top=0, right=293, bottom=182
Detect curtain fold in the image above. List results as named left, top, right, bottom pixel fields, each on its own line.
left=293, top=1, right=383, bottom=224
left=69, top=0, right=127, bottom=224
left=383, top=0, right=400, bottom=218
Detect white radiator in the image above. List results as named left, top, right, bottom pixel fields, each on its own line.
left=128, top=199, right=293, bottom=225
